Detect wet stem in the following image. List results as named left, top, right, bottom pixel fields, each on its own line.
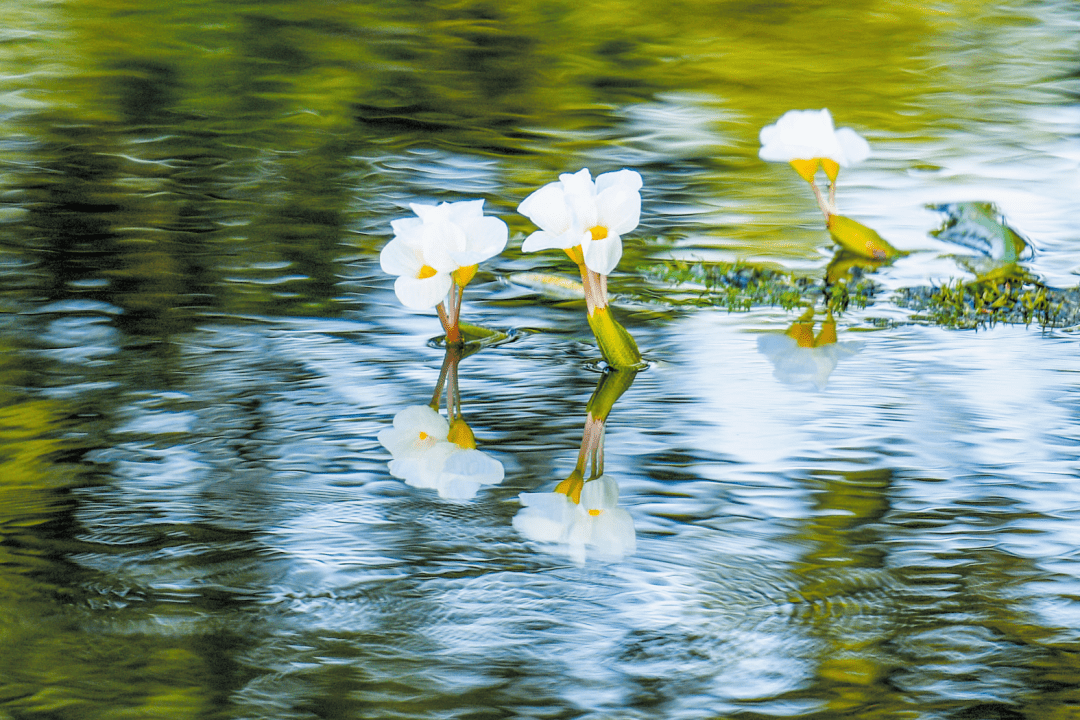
left=574, top=412, right=605, bottom=480
left=576, top=263, right=608, bottom=316
left=429, top=344, right=463, bottom=421
left=436, top=281, right=465, bottom=344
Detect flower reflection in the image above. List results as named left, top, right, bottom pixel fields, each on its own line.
left=513, top=368, right=637, bottom=563
left=759, top=108, right=870, bottom=218
left=757, top=308, right=861, bottom=391
left=930, top=202, right=1033, bottom=282
left=515, top=475, right=635, bottom=565
left=377, top=346, right=503, bottom=500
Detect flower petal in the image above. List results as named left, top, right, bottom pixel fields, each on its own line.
left=513, top=492, right=576, bottom=544
left=835, top=127, right=871, bottom=166
left=582, top=233, right=623, bottom=276
left=589, top=508, right=636, bottom=558
left=409, top=202, right=448, bottom=224
left=595, top=169, right=642, bottom=195
left=451, top=215, right=508, bottom=266
left=518, top=181, right=573, bottom=236
left=579, top=475, right=621, bottom=511
left=435, top=448, right=504, bottom=499
left=394, top=273, right=452, bottom=310
left=446, top=199, right=486, bottom=225
left=442, top=448, right=504, bottom=485
left=417, top=220, right=467, bottom=271
left=759, top=108, right=844, bottom=163
left=521, top=229, right=580, bottom=253
left=596, top=186, right=641, bottom=236
left=390, top=216, right=423, bottom=238
left=379, top=236, right=422, bottom=277
left=400, top=441, right=458, bottom=489
left=558, top=168, right=598, bottom=230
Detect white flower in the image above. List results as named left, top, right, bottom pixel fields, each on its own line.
left=513, top=475, right=636, bottom=564
left=517, top=168, right=642, bottom=276
left=377, top=405, right=504, bottom=500
left=758, top=109, right=870, bottom=171
left=380, top=200, right=508, bottom=309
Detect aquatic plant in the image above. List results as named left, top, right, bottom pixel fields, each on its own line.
left=645, top=259, right=878, bottom=314
left=759, top=108, right=870, bottom=217
left=760, top=109, right=902, bottom=261
left=518, top=168, right=644, bottom=368
left=895, top=275, right=1072, bottom=330
left=380, top=200, right=508, bottom=343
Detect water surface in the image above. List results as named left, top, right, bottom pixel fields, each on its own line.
left=2, top=0, right=1080, bottom=718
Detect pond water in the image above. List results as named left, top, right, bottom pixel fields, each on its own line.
left=2, top=0, right=1080, bottom=718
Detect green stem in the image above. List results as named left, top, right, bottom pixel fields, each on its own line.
left=587, top=306, right=642, bottom=368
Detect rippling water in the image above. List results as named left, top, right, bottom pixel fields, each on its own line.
left=2, top=0, right=1080, bottom=717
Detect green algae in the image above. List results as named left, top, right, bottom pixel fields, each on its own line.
left=644, top=259, right=879, bottom=315
left=643, top=259, right=1080, bottom=330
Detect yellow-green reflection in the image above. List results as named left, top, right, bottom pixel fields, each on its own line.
left=932, top=202, right=1032, bottom=276
left=787, top=469, right=897, bottom=711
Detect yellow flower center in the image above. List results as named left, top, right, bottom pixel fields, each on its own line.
left=418, top=431, right=430, bottom=440
left=417, top=264, right=438, bottom=279
left=588, top=508, right=602, bottom=517
left=589, top=226, right=608, bottom=241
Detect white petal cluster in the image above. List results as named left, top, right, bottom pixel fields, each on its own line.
left=512, top=475, right=636, bottom=564
left=758, top=109, right=870, bottom=166
left=517, top=168, right=643, bottom=276
left=380, top=200, right=508, bottom=309
left=378, top=405, right=504, bottom=500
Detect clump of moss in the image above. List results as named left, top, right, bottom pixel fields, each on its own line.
left=894, top=274, right=1080, bottom=329
left=642, top=259, right=1080, bottom=331
left=644, top=259, right=877, bottom=315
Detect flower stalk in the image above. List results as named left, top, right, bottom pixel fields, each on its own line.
left=518, top=168, right=646, bottom=368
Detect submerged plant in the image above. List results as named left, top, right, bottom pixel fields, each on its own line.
left=517, top=168, right=644, bottom=368
left=380, top=200, right=508, bottom=343
left=894, top=274, right=1071, bottom=330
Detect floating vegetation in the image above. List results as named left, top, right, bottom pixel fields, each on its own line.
left=894, top=276, right=1080, bottom=330
left=644, top=259, right=1080, bottom=330
left=644, top=259, right=879, bottom=314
